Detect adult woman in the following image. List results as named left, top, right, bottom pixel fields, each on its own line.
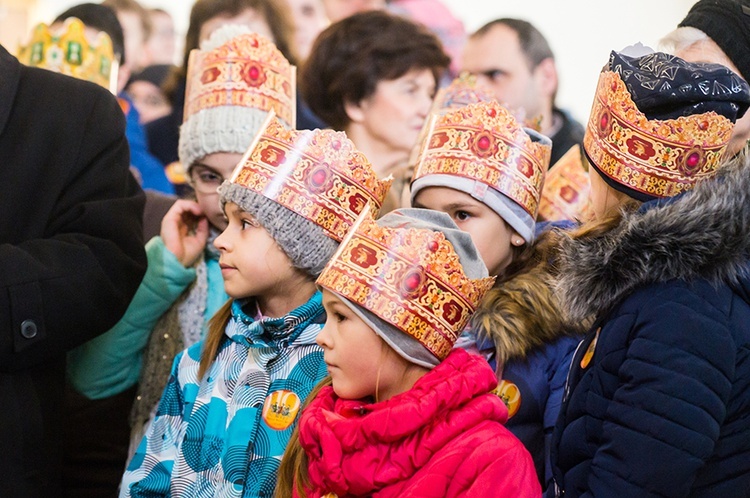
left=301, top=10, right=450, bottom=211
left=548, top=49, right=750, bottom=497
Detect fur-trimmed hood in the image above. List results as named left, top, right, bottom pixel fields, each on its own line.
left=555, top=154, right=750, bottom=324
left=470, top=264, right=579, bottom=363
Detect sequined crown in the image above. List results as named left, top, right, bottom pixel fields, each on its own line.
left=413, top=100, right=551, bottom=218
left=317, top=209, right=496, bottom=360
left=18, top=18, right=117, bottom=92
left=584, top=70, right=734, bottom=199
left=184, top=32, right=295, bottom=127
left=537, top=145, right=593, bottom=222
left=230, top=112, right=392, bottom=241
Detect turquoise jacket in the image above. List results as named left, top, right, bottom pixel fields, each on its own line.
left=67, top=236, right=228, bottom=399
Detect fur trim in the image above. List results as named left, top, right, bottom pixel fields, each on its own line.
left=470, top=265, right=577, bottom=362
left=556, top=153, right=750, bottom=323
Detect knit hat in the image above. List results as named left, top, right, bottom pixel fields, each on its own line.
left=411, top=100, right=551, bottom=243
left=178, top=25, right=296, bottom=170
left=317, top=208, right=495, bottom=368
left=220, top=113, right=392, bottom=277
left=584, top=50, right=750, bottom=201
left=678, top=0, right=750, bottom=80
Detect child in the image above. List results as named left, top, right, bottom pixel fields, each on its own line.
left=277, top=208, right=541, bottom=497
left=410, top=99, right=583, bottom=489
left=120, top=109, right=390, bottom=496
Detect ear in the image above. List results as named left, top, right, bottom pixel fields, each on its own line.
left=344, top=98, right=367, bottom=124
left=534, top=57, right=558, bottom=99
left=511, top=232, right=526, bottom=247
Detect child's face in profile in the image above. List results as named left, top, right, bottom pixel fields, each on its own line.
left=190, top=152, right=244, bottom=230
left=412, top=186, right=522, bottom=277
left=318, top=289, right=412, bottom=402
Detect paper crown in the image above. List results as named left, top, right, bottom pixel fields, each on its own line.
left=583, top=70, right=734, bottom=199
left=537, top=145, right=593, bottom=222
left=184, top=31, right=296, bottom=127
left=230, top=112, right=392, bottom=242
left=317, top=208, right=496, bottom=361
left=413, top=100, right=551, bottom=218
left=17, top=18, right=118, bottom=92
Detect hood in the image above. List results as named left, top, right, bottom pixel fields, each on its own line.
left=471, top=264, right=580, bottom=363
left=556, top=154, right=750, bottom=324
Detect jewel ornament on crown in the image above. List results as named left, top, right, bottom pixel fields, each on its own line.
left=413, top=101, right=550, bottom=218
left=583, top=70, right=733, bottom=199
left=537, top=145, right=592, bottom=222
left=229, top=112, right=392, bottom=242
left=316, top=208, right=495, bottom=361
left=17, top=17, right=118, bottom=93
left=184, top=33, right=296, bottom=127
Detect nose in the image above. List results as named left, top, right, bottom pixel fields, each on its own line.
left=316, top=321, right=333, bottom=349
left=213, top=228, right=230, bottom=252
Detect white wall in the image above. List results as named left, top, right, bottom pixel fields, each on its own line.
left=25, top=0, right=698, bottom=123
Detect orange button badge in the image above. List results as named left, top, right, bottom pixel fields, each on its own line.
left=262, top=390, right=301, bottom=431
left=492, top=380, right=522, bottom=419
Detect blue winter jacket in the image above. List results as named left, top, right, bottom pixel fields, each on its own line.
left=548, top=160, right=750, bottom=497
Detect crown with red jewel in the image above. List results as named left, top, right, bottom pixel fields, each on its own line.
left=413, top=100, right=551, bottom=218
left=230, top=112, right=392, bottom=242
left=584, top=70, right=734, bottom=199
left=184, top=31, right=295, bottom=127
left=17, top=18, right=118, bottom=92
left=537, top=145, right=593, bottom=222
left=317, top=208, right=496, bottom=361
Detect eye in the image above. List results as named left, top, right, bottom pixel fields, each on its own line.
left=334, top=312, right=346, bottom=323
left=240, top=217, right=260, bottom=230
left=198, top=171, right=223, bottom=184
left=454, top=210, right=471, bottom=222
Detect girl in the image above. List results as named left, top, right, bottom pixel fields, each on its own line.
left=277, top=208, right=541, bottom=497
left=120, top=111, right=390, bottom=497
left=410, top=99, right=582, bottom=489
left=67, top=27, right=297, bottom=464
left=549, top=50, right=750, bottom=496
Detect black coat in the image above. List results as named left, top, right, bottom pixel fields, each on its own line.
left=0, top=45, right=147, bottom=496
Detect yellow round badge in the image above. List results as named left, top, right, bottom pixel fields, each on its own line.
left=262, top=390, right=301, bottom=431
left=492, top=380, right=522, bottom=419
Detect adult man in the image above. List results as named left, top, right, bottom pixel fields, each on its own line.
left=660, top=0, right=750, bottom=156
left=462, top=18, right=584, bottom=166
left=0, top=44, right=146, bottom=495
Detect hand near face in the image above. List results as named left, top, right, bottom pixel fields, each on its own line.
left=161, top=199, right=210, bottom=267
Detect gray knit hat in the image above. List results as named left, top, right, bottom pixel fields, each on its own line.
left=411, top=101, right=551, bottom=243
left=178, top=25, right=295, bottom=170
left=322, top=208, right=491, bottom=368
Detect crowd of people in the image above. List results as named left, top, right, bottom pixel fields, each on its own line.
left=2, top=0, right=750, bottom=497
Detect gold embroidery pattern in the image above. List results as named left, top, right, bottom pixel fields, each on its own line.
left=584, top=70, right=733, bottom=199
left=184, top=33, right=295, bottom=126
left=231, top=115, right=392, bottom=242
left=537, top=145, right=593, bottom=222
left=414, top=101, right=550, bottom=218
left=18, top=18, right=117, bottom=92
left=317, top=210, right=495, bottom=360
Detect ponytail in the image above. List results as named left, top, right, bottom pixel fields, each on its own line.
left=198, top=299, right=233, bottom=380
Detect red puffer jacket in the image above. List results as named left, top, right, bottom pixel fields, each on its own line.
left=296, top=348, right=541, bottom=497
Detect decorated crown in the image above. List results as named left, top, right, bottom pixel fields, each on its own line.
left=230, top=112, right=392, bottom=242
left=184, top=32, right=295, bottom=127
left=413, top=100, right=551, bottom=218
left=317, top=208, right=496, bottom=361
left=17, top=18, right=118, bottom=92
left=584, top=70, right=734, bottom=199
left=537, top=145, right=593, bottom=222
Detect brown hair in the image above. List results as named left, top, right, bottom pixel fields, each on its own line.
left=300, top=10, right=450, bottom=129
left=198, top=299, right=233, bottom=379
left=274, top=376, right=332, bottom=498
left=164, top=0, right=297, bottom=104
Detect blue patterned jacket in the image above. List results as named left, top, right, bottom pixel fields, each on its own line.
left=120, top=291, right=327, bottom=497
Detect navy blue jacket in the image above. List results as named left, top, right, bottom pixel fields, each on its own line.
left=549, top=160, right=750, bottom=497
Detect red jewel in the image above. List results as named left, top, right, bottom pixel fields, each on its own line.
left=428, top=240, right=439, bottom=252
left=477, top=136, right=491, bottom=151
left=248, top=66, right=260, bottom=80
left=600, top=114, right=609, bottom=129
left=686, top=152, right=700, bottom=168
left=611, top=81, right=618, bottom=91
left=311, top=169, right=327, bottom=186
left=487, top=107, right=497, bottom=117
left=250, top=38, right=259, bottom=48
left=403, top=273, right=422, bottom=293
left=332, top=140, right=341, bottom=151
left=699, top=120, right=708, bottom=131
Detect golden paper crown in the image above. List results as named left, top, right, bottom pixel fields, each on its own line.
left=413, top=100, right=551, bottom=217
left=17, top=18, right=118, bottom=92
left=584, top=70, right=734, bottom=199
left=317, top=209, right=496, bottom=360
left=537, top=145, right=593, bottom=222
left=230, top=112, right=392, bottom=242
left=184, top=32, right=295, bottom=127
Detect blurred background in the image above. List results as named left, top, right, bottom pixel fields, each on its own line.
left=0, top=0, right=697, bottom=123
